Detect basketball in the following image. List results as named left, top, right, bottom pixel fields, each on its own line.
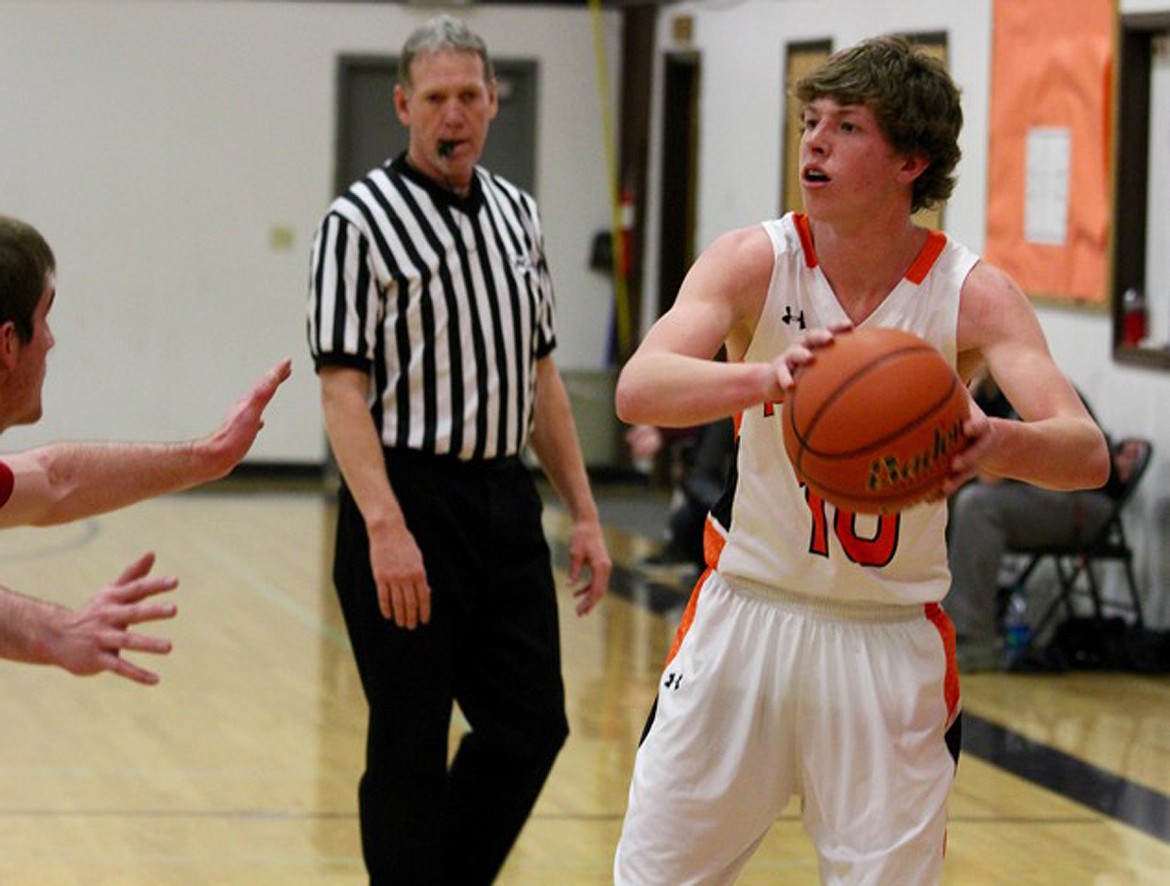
left=781, top=328, right=969, bottom=514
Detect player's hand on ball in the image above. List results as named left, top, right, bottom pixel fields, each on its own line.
left=781, top=328, right=968, bottom=514
left=773, top=323, right=854, bottom=394
left=936, top=398, right=994, bottom=498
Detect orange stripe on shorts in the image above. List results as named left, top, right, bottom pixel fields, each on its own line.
left=664, top=569, right=711, bottom=668
left=924, top=601, right=961, bottom=722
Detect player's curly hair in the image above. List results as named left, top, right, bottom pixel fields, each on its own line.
left=0, top=215, right=55, bottom=344
left=795, top=36, right=963, bottom=214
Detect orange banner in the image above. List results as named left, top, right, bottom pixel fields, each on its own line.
left=984, top=0, right=1114, bottom=303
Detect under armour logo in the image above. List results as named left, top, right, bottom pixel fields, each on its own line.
left=663, top=672, right=684, bottom=691
left=782, top=306, right=806, bottom=329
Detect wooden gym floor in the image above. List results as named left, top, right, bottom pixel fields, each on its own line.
left=0, top=475, right=1167, bottom=884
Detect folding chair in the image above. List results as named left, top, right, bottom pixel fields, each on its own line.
left=1002, top=437, right=1153, bottom=643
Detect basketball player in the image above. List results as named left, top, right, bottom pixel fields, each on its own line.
left=0, top=214, right=290, bottom=685
left=613, top=36, right=1108, bottom=883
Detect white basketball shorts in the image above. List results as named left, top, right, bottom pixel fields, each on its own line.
left=614, top=569, right=961, bottom=885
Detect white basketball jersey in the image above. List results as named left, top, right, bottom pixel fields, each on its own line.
left=710, top=212, right=980, bottom=606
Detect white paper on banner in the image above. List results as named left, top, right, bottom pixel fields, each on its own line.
left=1024, top=126, right=1071, bottom=245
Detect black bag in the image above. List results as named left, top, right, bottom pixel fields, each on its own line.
left=1124, top=625, right=1170, bottom=673
left=1046, top=617, right=1132, bottom=670
left=1010, top=617, right=1170, bottom=674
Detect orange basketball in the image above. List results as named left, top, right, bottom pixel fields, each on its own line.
left=781, top=328, right=969, bottom=514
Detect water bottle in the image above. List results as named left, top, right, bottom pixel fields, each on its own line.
left=1004, top=591, right=1032, bottom=656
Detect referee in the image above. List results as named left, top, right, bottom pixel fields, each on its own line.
left=306, top=15, right=610, bottom=885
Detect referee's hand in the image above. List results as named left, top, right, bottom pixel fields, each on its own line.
left=370, top=524, right=431, bottom=629
left=566, top=519, right=610, bottom=616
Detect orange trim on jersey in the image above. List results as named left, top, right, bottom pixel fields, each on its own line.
left=905, top=230, right=948, bottom=284
left=793, top=213, right=818, bottom=268
left=702, top=513, right=727, bottom=570
left=924, top=602, right=961, bottom=722
left=664, top=568, right=711, bottom=668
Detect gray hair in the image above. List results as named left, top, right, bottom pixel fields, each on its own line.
left=398, top=15, right=495, bottom=90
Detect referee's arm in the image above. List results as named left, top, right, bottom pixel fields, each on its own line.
left=319, top=365, right=431, bottom=629
left=528, top=356, right=611, bottom=616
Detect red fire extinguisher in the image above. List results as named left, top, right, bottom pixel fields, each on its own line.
left=617, top=187, right=635, bottom=282
left=1121, top=287, right=1147, bottom=347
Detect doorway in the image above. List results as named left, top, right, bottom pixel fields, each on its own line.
left=656, top=52, right=700, bottom=317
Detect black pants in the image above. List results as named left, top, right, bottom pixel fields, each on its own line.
left=333, top=450, right=569, bottom=885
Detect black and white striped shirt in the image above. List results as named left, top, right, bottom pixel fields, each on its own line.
left=307, top=155, right=557, bottom=461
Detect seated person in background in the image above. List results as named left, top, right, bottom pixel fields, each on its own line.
left=947, top=373, right=1130, bottom=672
left=626, top=417, right=735, bottom=574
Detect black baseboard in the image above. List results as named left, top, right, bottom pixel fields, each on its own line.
left=529, top=465, right=651, bottom=488
left=221, top=460, right=648, bottom=491
left=586, top=464, right=650, bottom=486
left=227, top=461, right=330, bottom=481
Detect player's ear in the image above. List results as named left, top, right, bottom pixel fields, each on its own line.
left=898, top=152, right=930, bottom=184
left=0, top=322, right=19, bottom=371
